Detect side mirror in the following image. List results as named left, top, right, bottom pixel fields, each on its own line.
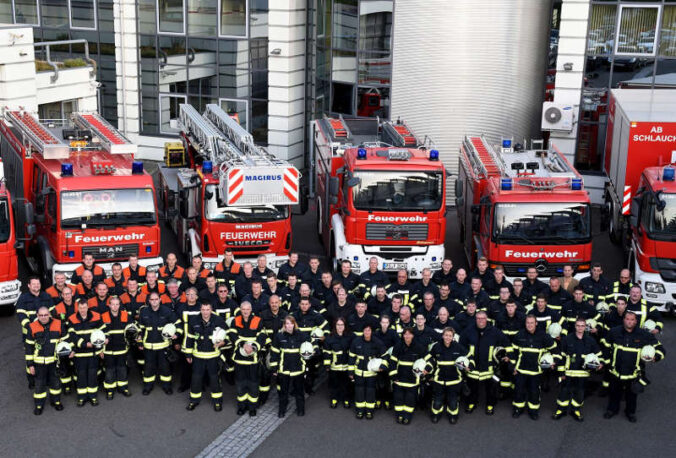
left=14, top=241, right=24, bottom=250
left=26, top=223, right=36, bottom=237
left=24, top=202, right=35, bottom=225
left=204, top=189, right=214, bottom=200
left=178, top=187, right=199, bottom=219
left=347, top=176, right=361, bottom=188
left=329, top=176, right=339, bottom=197
left=630, top=196, right=642, bottom=228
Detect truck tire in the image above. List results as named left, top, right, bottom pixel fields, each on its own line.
left=608, top=201, right=622, bottom=245
left=316, top=198, right=324, bottom=244
left=620, top=219, right=632, bottom=255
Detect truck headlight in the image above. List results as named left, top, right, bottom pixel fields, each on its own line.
left=644, top=282, right=665, bottom=294
left=0, top=283, right=19, bottom=293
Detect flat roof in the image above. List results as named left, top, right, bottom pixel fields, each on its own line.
left=611, top=88, right=676, bottom=122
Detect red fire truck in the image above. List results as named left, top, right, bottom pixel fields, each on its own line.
left=602, top=88, right=676, bottom=312
left=158, top=104, right=302, bottom=271
left=0, top=160, right=21, bottom=308
left=456, top=136, right=592, bottom=279
left=312, top=116, right=446, bottom=278
left=0, top=109, right=162, bottom=283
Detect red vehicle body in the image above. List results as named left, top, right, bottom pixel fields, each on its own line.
left=0, top=161, right=20, bottom=307
left=456, top=135, right=592, bottom=279
left=0, top=110, right=162, bottom=283
left=602, top=88, right=676, bottom=312
left=312, top=116, right=446, bottom=278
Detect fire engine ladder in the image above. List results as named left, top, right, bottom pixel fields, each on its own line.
left=4, top=109, right=69, bottom=158
left=382, top=120, right=418, bottom=147
left=72, top=112, right=137, bottom=155
left=323, top=114, right=351, bottom=141
left=178, top=103, right=229, bottom=163
left=463, top=135, right=503, bottom=179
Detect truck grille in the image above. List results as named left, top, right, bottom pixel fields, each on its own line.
left=503, top=263, right=568, bottom=278
left=82, top=244, right=139, bottom=260
left=366, top=224, right=428, bottom=241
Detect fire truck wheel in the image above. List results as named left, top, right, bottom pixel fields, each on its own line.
left=316, top=199, right=323, bottom=240
left=608, top=208, right=621, bottom=245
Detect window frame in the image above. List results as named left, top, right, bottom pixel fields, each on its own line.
left=158, top=93, right=187, bottom=135
left=614, top=4, right=661, bottom=57
left=12, top=0, right=40, bottom=26
left=156, top=0, right=187, bottom=36
left=68, top=0, right=97, bottom=31
left=218, top=0, right=249, bottom=39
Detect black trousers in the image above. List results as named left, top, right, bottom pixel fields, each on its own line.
left=235, top=364, right=259, bottom=409
left=354, top=375, right=377, bottom=413
left=57, top=356, right=74, bottom=387
left=393, top=384, right=418, bottom=420
left=74, top=356, right=98, bottom=400
left=466, top=377, right=497, bottom=407
left=103, top=353, right=128, bottom=393
left=34, top=363, right=61, bottom=407
left=304, top=354, right=320, bottom=393
left=259, top=362, right=273, bottom=402
left=513, top=374, right=542, bottom=412
left=190, top=357, right=222, bottom=404
left=376, top=371, right=391, bottom=405
left=278, top=374, right=304, bottom=414
left=432, top=382, right=461, bottom=417
left=607, top=376, right=638, bottom=415
left=143, top=349, right=171, bottom=389
left=328, top=370, right=350, bottom=403
left=178, top=353, right=192, bottom=390
left=556, top=376, right=586, bottom=411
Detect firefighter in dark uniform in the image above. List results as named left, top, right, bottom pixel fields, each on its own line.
left=101, top=296, right=133, bottom=399
left=579, top=262, right=611, bottom=306
left=432, top=258, right=455, bottom=286
left=16, top=276, right=53, bottom=388
left=51, top=286, right=77, bottom=392
left=386, top=269, right=414, bottom=308
left=545, top=276, right=572, bottom=312
left=375, top=315, right=399, bottom=409
left=119, top=279, right=147, bottom=319
left=602, top=311, right=665, bottom=422
left=561, top=287, right=601, bottom=335
left=335, top=260, right=361, bottom=297
left=138, top=292, right=179, bottom=395
left=347, top=301, right=379, bottom=337
left=553, top=317, right=603, bottom=421
left=68, top=300, right=104, bottom=406
left=429, top=327, right=473, bottom=424
left=359, top=257, right=389, bottom=300
left=301, top=257, right=323, bottom=291
left=25, top=305, right=68, bottom=415
left=390, top=327, right=430, bottom=425
left=270, top=316, right=313, bottom=417
left=608, top=269, right=632, bottom=305
left=510, top=315, right=556, bottom=420
left=71, top=253, right=106, bottom=285
left=176, top=287, right=203, bottom=392
left=229, top=301, right=266, bottom=416
left=185, top=303, right=227, bottom=411
left=349, top=324, right=387, bottom=419
left=530, top=294, right=564, bottom=334
left=277, top=252, right=307, bottom=284
left=292, top=297, right=329, bottom=394
left=259, top=295, right=288, bottom=405
left=625, top=285, right=663, bottom=332
left=73, top=270, right=97, bottom=303
left=323, top=317, right=354, bottom=409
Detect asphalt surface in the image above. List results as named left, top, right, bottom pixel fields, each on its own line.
left=0, top=195, right=673, bottom=457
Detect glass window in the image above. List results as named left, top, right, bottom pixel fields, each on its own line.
left=0, top=199, right=11, bottom=244
left=612, top=58, right=654, bottom=88
left=332, top=49, right=356, bottom=83
left=218, top=39, right=250, bottom=99
left=220, top=0, right=247, bottom=37
left=187, top=38, right=218, bottom=96
left=159, top=36, right=187, bottom=92
left=138, top=0, right=157, bottom=34
left=204, top=185, right=288, bottom=222
left=359, top=52, right=391, bottom=85
left=359, top=0, right=392, bottom=53
left=41, top=0, right=68, bottom=28
left=493, top=203, right=591, bottom=244
left=159, top=94, right=186, bottom=134
left=14, top=0, right=39, bottom=25
left=317, top=0, right=325, bottom=37
left=586, top=4, right=616, bottom=56
left=648, top=193, right=676, bottom=239
left=351, top=171, right=444, bottom=212
left=331, top=82, right=353, bottom=115
left=61, top=189, right=157, bottom=228
left=251, top=99, right=267, bottom=144
left=220, top=98, right=248, bottom=130
left=188, top=0, right=217, bottom=35
left=660, top=6, right=676, bottom=57
left=158, top=0, right=185, bottom=34
left=334, top=0, right=358, bottom=50
left=0, top=2, right=12, bottom=23
left=655, top=59, right=676, bottom=87
left=616, top=5, right=659, bottom=55
left=250, top=0, right=267, bottom=39
left=357, top=86, right=388, bottom=118
left=70, top=0, right=96, bottom=29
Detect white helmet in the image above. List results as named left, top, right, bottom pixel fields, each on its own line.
left=161, top=323, right=177, bottom=340
left=539, top=352, right=554, bottom=369
left=385, top=346, right=394, bottom=356
left=493, top=346, right=507, bottom=363
left=238, top=341, right=259, bottom=357
left=643, top=319, right=657, bottom=332
left=90, top=329, right=106, bottom=348
left=596, top=301, right=610, bottom=315
left=211, top=327, right=227, bottom=345
left=226, top=316, right=235, bottom=327
left=640, top=345, right=656, bottom=362
left=583, top=353, right=601, bottom=370
left=311, top=328, right=325, bottom=341
left=125, top=322, right=139, bottom=338
left=367, top=358, right=383, bottom=372
left=455, top=356, right=471, bottom=371
left=300, top=341, right=314, bottom=359
left=547, top=323, right=562, bottom=339
left=453, top=333, right=460, bottom=343
left=56, top=341, right=72, bottom=357
left=412, top=358, right=427, bottom=377
left=585, top=318, right=597, bottom=332
left=265, top=351, right=273, bottom=370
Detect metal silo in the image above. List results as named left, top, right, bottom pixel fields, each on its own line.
left=391, top=0, right=552, bottom=199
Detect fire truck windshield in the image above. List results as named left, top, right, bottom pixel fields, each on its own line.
left=648, top=193, right=676, bottom=239
left=60, top=189, right=156, bottom=228
left=351, top=171, right=443, bottom=211
left=0, top=199, right=10, bottom=243
left=493, top=202, right=591, bottom=245
left=204, top=184, right=289, bottom=222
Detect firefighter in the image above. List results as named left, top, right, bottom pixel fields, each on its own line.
left=138, top=292, right=179, bottom=395
left=412, top=312, right=439, bottom=348
left=292, top=297, right=328, bottom=394
left=431, top=307, right=462, bottom=336
left=561, top=287, right=601, bottom=335
left=467, top=277, right=490, bottom=312
left=212, top=282, right=237, bottom=320
left=259, top=295, right=288, bottom=404
left=176, top=287, right=202, bottom=392
left=609, top=269, right=633, bottom=305
left=301, top=257, right=323, bottom=291
left=323, top=317, right=354, bottom=409
left=429, top=327, right=472, bottom=424
left=313, top=271, right=336, bottom=306
left=460, top=310, right=511, bottom=415
left=522, top=267, right=548, bottom=302
left=241, top=279, right=270, bottom=315
left=234, top=262, right=255, bottom=299
left=602, top=311, right=665, bottom=422
left=68, top=299, right=104, bottom=406
left=529, top=294, right=564, bottom=334
left=101, top=296, right=132, bottom=399
left=496, top=300, right=525, bottom=341
left=367, top=285, right=391, bottom=318
left=104, top=263, right=127, bottom=297
left=197, top=273, right=219, bottom=305
left=335, top=259, right=361, bottom=297
left=277, top=251, right=307, bottom=284
left=181, top=267, right=207, bottom=293
left=141, top=270, right=166, bottom=296
left=374, top=315, right=399, bottom=409
left=73, top=270, right=97, bottom=302
left=484, top=266, right=513, bottom=300
left=487, top=286, right=514, bottom=322
left=450, top=268, right=471, bottom=302
left=417, top=292, right=439, bottom=324
left=45, top=272, right=69, bottom=304
left=625, top=285, right=663, bottom=333
left=327, top=287, right=356, bottom=327
left=599, top=296, right=628, bottom=395
left=185, top=302, right=227, bottom=411
left=349, top=324, right=387, bottom=419
left=158, top=252, right=185, bottom=283
left=214, top=249, right=240, bottom=289
left=50, top=285, right=76, bottom=393
left=544, top=276, right=572, bottom=312
left=359, top=257, right=389, bottom=300
left=123, top=255, right=147, bottom=284
left=437, top=283, right=463, bottom=318
left=291, top=284, right=323, bottom=314
left=87, top=282, right=112, bottom=314
left=161, top=278, right=187, bottom=313
left=229, top=301, right=266, bottom=416
left=270, top=316, right=313, bottom=417
left=432, top=258, right=455, bottom=286
left=471, top=257, right=493, bottom=285
left=510, top=315, right=556, bottom=420
left=25, top=305, right=68, bottom=415
left=553, top=317, right=603, bottom=421
left=71, top=253, right=106, bottom=285
left=410, top=268, right=439, bottom=309
left=386, top=269, right=414, bottom=307
left=512, top=278, right=533, bottom=309
left=279, top=274, right=301, bottom=310
left=252, top=254, right=273, bottom=281
left=264, top=273, right=284, bottom=297
left=347, top=301, right=379, bottom=337
left=579, top=262, right=611, bottom=306
left=119, top=279, right=147, bottom=320
left=190, top=254, right=212, bottom=279
left=454, top=299, right=478, bottom=333
left=390, top=327, right=430, bottom=425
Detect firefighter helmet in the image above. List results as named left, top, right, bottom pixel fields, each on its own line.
left=239, top=341, right=259, bottom=357
left=211, top=327, right=227, bottom=345
left=493, top=346, right=507, bottom=363
left=265, top=351, right=272, bottom=370
left=547, top=322, right=562, bottom=339
left=643, top=319, right=657, bottom=332
left=455, top=356, right=471, bottom=371
left=596, top=301, right=610, bottom=315
left=90, top=329, right=106, bottom=348
left=125, top=323, right=139, bottom=338
left=300, top=341, right=314, bottom=359
left=311, top=328, right=324, bottom=341
left=226, top=316, right=235, bottom=327
left=412, top=358, right=427, bottom=377
left=583, top=353, right=601, bottom=370
left=585, top=319, right=597, bottom=332
left=55, top=341, right=72, bottom=357
left=453, top=333, right=460, bottom=343
left=539, top=352, right=554, bottom=369
left=367, top=358, right=383, bottom=372
left=385, top=346, right=394, bottom=356
left=161, top=323, right=176, bottom=340
left=640, top=345, right=656, bottom=362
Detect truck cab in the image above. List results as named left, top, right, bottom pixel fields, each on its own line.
left=0, top=163, right=20, bottom=307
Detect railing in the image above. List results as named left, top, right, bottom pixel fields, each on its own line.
left=33, top=39, right=96, bottom=83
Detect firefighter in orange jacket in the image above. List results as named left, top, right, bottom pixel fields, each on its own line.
left=158, top=253, right=185, bottom=282
left=71, top=253, right=106, bottom=285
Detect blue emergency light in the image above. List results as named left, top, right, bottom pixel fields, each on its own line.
left=68, top=250, right=75, bottom=258
left=502, top=139, right=512, bottom=148
left=501, top=178, right=512, bottom=190
left=61, top=163, right=73, bottom=176
left=202, top=160, right=213, bottom=174
left=432, top=257, right=437, bottom=262
left=357, top=148, right=367, bottom=159
left=429, top=149, right=439, bottom=161
left=571, top=178, right=582, bottom=190
left=132, top=161, right=144, bottom=174
left=146, top=246, right=152, bottom=253
left=663, top=166, right=675, bottom=181
left=353, top=256, right=359, bottom=261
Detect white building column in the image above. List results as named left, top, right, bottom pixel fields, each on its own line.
left=113, top=0, right=140, bottom=136
left=0, top=26, right=38, bottom=111
left=267, top=0, right=307, bottom=167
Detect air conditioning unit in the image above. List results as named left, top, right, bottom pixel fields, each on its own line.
left=541, top=102, right=574, bottom=132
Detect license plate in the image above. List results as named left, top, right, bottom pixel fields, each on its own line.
left=383, top=262, right=407, bottom=271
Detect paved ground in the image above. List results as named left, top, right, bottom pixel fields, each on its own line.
left=0, top=196, right=673, bottom=457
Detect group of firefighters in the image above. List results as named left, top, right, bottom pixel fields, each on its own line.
left=16, top=251, right=665, bottom=424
